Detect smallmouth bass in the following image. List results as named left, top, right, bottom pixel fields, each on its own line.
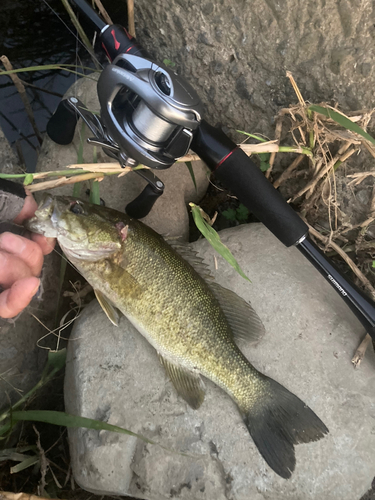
left=27, top=194, right=328, bottom=478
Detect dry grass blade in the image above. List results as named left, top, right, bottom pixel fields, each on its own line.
left=64, top=282, right=93, bottom=305
left=286, top=71, right=306, bottom=108
left=33, top=426, right=48, bottom=496
left=347, top=171, right=375, bottom=186
left=290, top=145, right=356, bottom=202
left=266, top=118, right=283, bottom=179
left=27, top=173, right=105, bottom=192
left=273, top=154, right=305, bottom=189
left=66, top=162, right=129, bottom=173
left=1, top=56, right=43, bottom=144
left=351, top=333, right=372, bottom=368
left=93, top=0, right=112, bottom=24
left=362, top=140, right=375, bottom=159
left=178, top=141, right=310, bottom=163
left=60, top=0, right=101, bottom=69
left=127, top=0, right=136, bottom=37
left=307, top=224, right=375, bottom=300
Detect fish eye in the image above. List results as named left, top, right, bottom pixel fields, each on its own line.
left=70, top=202, right=84, bottom=215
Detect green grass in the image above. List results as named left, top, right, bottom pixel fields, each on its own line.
left=190, top=203, right=250, bottom=282
left=309, top=105, right=375, bottom=146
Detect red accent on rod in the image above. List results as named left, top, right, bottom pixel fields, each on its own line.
left=111, top=29, right=121, bottom=50
left=125, top=46, right=134, bottom=53
left=215, top=147, right=238, bottom=171
left=101, top=43, right=112, bottom=61
left=122, top=26, right=133, bottom=40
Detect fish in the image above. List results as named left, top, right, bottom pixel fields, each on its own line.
left=27, top=194, right=328, bottom=478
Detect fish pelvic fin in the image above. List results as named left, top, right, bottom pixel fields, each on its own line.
left=158, top=354, right=206, bottom=410
left=242, top=377, right=328, bottom=479
left=94, top=289, right=120, bottom=327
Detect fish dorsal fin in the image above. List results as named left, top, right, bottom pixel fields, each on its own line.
left=168, top=241, right=214, bottom=281
left=158, top=354, right=206, bottom=410
left=94, top=289, right=120, bottom=327
left=168, top=240, right=265, bottom=344
left=208, top=282, right=266, bottom=344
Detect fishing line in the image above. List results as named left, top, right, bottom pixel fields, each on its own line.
left=39, top=0, right=103, bottom=69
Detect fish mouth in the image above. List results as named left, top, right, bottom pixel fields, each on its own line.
left=27, top=194, right=122, bottom=262
left=26, top=194, right=59, bottom=238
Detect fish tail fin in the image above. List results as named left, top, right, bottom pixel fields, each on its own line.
left=242, top=376, right=328, bottom=479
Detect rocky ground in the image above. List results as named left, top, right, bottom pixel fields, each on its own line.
left=2, top=0, right=375, bottom=496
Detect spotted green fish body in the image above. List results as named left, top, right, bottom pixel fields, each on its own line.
left=27, top=194, right=328, bottom=478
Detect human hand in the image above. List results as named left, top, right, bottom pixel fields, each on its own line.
left=0, top=191, right=55, bottom=319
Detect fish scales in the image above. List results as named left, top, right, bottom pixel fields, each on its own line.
left=27, top=195, right=328, bottom=479
left=75, top=218, right=264, bottom=408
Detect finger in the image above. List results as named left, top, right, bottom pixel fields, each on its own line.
left=13, top=192, right=38, bottom=224
left=30, top=233, right=56, bottom=256
left=0, top=251, right=34, bottom=288
left=0, top=277, right=40, bottom=319
left=0, top=233, right=43, bottom=276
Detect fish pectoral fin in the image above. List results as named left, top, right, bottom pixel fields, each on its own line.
left=208, top=282, right=266, bottom=344
left=94, top=289, right=120, bottom=327
left=158, top=354, right=206, bottom=410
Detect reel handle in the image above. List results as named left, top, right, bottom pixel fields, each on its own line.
left=125, top=184, right=163, bottom=219
left=46, top=100, right=80, bottom=145
left=125, top=169, right=165, bottom=219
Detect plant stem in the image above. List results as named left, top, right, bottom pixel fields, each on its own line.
left=277, top=146, right=312, bottom=156
left=0, top=169, right=119, bottom=182
left=309, top=130, right=315, bottom=149
left=0, top=366, right=61, bottom=425
left=236, top=130, right=268, bottom=142
left=1, top=56, right=43, bottom=145
left=0, top=65, right=98, bottom=80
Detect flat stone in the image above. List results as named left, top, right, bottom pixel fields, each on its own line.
left=65, top=223, right=375, bottom=499
left=36, top=76, right=209, bottom=241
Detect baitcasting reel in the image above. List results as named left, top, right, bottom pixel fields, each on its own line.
left=47, top=32, right=203, bottom=217
left=97, top=53, right=202, bottom=169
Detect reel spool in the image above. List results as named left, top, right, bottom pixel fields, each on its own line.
left=97, top=53, right=203, bottom=169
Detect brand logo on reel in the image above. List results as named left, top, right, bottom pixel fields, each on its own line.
left=327, top=274, right=348, bottom=296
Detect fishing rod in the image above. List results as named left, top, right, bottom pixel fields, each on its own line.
left=46, top=0, right=375, bottom=341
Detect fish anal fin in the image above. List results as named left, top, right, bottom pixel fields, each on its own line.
left=94, top=289, right=120, bottom=327
left=158, top=354, right=206, bottom=410
left=208, top=282, right=265, bottom=344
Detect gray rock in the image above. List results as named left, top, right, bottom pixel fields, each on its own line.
left=0, top=129, right=61, bottom=411
left=0, top=128, right=23, bottom=175
left=36, top=76, right=209, bottom=241
left=65, top=223, right=375, bottom=499
left=0, top=252, right=60, bottom=412
left=133, top=0, right=375, bottom=140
